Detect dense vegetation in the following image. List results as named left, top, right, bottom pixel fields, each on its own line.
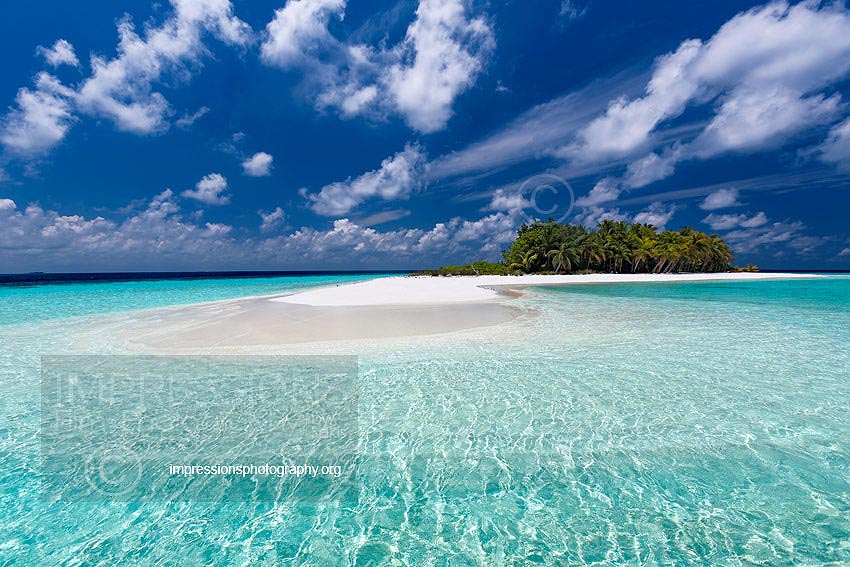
left=415, top=220, right=737, bottom=276
left=412, top=261, right=513, bottom=276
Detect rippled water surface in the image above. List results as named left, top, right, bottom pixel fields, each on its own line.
left=0, top=273, right=391, bottom=325
left=1, top=275, right=849, bottom=565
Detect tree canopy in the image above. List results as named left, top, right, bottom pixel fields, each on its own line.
left=416, top=220, right=736, bottom=275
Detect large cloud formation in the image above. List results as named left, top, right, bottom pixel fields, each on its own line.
left=1, top=0, right=252, bottom=157
left=260, top=0, right=494, bottom=133
left=567, top=1, right=850, bottom=205
left=0, top=192, right=520, bottom=271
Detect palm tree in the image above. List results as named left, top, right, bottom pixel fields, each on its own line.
left=496, top=219, right=734, bottom=275
left=653, top=232, right=684, bottom=273
left=579, top=234, right=606, bottom=271
left=509, top=251, right=539, bottom=273
left=706, top=234, right=734, bottom=271
left=547, top=243, right=578, bottom=273
left=676, top=228, right=712, bottom=272
left=632, top=236, right=656, bottom=273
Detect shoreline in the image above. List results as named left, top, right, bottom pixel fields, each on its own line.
left=95, top=296, right=527, bottom=352
left=79, top=272, right=820, bottom=351
left=272, top=272, right=820, bottom=307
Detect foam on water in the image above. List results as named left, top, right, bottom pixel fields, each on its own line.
left=1, top=275, right=849, bottom=565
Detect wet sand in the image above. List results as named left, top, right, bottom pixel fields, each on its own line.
left=100, top=295, right=525, bottom=351
left=85, top=272, right=816, bottom=350
left=274, top=272, right=819, bottom=307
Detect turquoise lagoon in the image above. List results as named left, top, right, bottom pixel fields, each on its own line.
left=1, top=274, right=849, bottom=565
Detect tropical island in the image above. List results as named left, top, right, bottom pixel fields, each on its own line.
left=415, top=219, right=752, bottom=276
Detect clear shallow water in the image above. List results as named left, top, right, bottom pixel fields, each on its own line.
left=1, top=275, right=849, bottom=565
left=0, top=273, right=394, bottom=326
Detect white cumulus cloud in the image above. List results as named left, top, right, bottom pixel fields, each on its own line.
left=563, top=1, right=850, bottom=192
left=693, top=88, right=841, bottom=157
left=1, top=0, right=252, bottom=158
left=260, top=0, right=346, bottom=68
left=259, top=206, right=286, bottom=232
left=181, top=173, right=231, bottom=205
left=383, top=0, right=495, bottom=133
left=700, top=188, right=742, bottom=210
left=722, top=219, right=807, bottom=253
left=702, top=211, right=768, bottom=231
left=817, top=116, right=850, bottom=172
left=36, top=39, right=79, bottom=68
left=563, top=39, right=702, bottom=163
left=632, top=202, right=676, bottom=230
left=77, top=0, right=252, bottom=134
left=575, top=177, right=621, bottom=207
left=305, top=144, right=425, bottom=215
left=242, top=152, right=274, bottom=177
left=261, top=0, right=493, bottom=133
left=572, top=201, right=675, bottom=230
left=0, top=73, right=76, bottom=157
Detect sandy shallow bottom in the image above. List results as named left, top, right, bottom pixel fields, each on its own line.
left=93, top=294, right=526, bottom=352
left=81, top=272, right=818, bottom=351
left=5, top=274, right=849, bottom=566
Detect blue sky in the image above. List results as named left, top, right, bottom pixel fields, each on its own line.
left=1, top=0, right=849, bottom=271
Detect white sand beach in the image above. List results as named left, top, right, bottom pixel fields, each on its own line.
left=273, top=272, right=818, bottom=307
left=92, top=272, right=817, bottom=352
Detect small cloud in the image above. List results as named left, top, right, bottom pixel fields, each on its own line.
left=181, top=173, right=230, bottom=205
left=700, top=188, right=742, bottom=211
left=839, top=247, right=850, bottom=257
left=632, top=202, right=676, bottom=230
left=488, top=187, right=525, bottom=213
left=305, top=144, right=425, bottom=215
left=702, top=211, right=768, bottom=231
left=258, top=206, right=285, bottom=232
left=36, top=39, right=79, bottom=68
left=624, top=148, right=680, bottom=188
left=353, top=209, right=411, bottom=226
left=215, top=132, right=245, bottom=155
left=176, top=106, right=210, bottom=128
left=576, top=178, right=620, bottom=207
left=572, top=205, right=629, bottom=229
left=817, top=116, right=850, bottom=173
left=242, top=152, right=274, bottom=177
left=203, top=222, right=232, bottom=236
left=559, top=1, right=588, bottom=22
left=0, top=73, right=76, bottom=157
